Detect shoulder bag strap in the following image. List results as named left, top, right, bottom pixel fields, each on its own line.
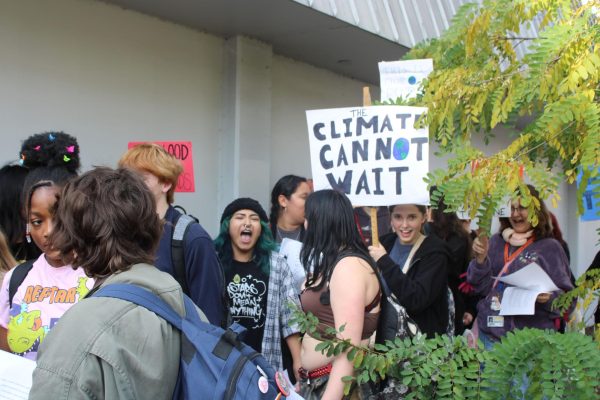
left=402, top=234, right=426, bottom=274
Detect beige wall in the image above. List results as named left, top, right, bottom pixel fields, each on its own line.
left=0, top=0, right=224, bottom=231
left=0, top=0, right=597, bottom=275
left=0, top=0, right=373, bottom=235
left=270, top=55, right=368, bottom=184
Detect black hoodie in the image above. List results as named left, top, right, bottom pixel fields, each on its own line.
left=377, top=233, right=450, bottom=337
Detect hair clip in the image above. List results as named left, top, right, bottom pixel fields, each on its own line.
left=66, top=145, right=75, bottom=153
left=63, top=155, right=71, bottom=162
left=34, top=145, right=41, bottom=151
left=48, top=133, right=56, bottom=141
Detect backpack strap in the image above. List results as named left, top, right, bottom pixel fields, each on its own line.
left=171, top=213, right=232, bottom=329
left=9, top=259, right=35, bottom=307
left=93, top=283, right=195, bottom=329
left=333, top=251, right=379, bottom=277
left=171, top=214, right=196, bottom=296
left=93, top=283, right=241, bottom=355
left=321, top=251, right=384, bottom=306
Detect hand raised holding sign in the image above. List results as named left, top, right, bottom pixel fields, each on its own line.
left=368, top=244, right=387, bottom=262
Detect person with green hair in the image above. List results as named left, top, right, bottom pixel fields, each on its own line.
left=215, top=197, right=302, bottom=381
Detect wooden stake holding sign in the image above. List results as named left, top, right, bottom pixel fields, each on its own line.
left=362, top=86, right=379, bottom=247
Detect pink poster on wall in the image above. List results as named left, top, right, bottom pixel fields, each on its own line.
left=127, top=141, right=195, bottom=192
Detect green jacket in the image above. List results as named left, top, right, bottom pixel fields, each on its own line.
left=29, top=263, right=195, bottom=400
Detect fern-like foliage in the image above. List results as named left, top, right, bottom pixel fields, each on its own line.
left=482, top=328, right=600, bottom=399
left=291, top=305, right=600, bottom=399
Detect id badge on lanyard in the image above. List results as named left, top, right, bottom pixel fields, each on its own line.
left=487, top=315, right=504, bottom=328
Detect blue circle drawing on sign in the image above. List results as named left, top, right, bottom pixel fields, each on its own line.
left=408, top=76, right=417, bottom=85
left=393, top=138, right=410, bottom=160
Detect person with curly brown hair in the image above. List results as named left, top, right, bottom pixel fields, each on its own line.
left=29, top=167, right=199, bottom=399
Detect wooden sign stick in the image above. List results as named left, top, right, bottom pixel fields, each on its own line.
left=363, top=86, right=380, bottom=247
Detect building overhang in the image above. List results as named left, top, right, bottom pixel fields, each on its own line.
left=101, top=0, right=410, bottom=85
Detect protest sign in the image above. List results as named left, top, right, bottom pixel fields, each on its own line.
left=379, top=59, right=434, bottom=102
left=128, top=141, right=195, bottom=192
left=577, top=167, right=600, bottom=221
left=306, top=105, right=429, bottom=206
left=495, top=201, right=510, bottom=218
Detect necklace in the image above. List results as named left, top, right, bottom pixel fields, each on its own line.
left=276, top=226, right=301, bottom=242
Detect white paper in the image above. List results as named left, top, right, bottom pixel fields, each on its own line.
left=496, top=262, right=559, bottom=292
left=379, top=59, right=433, bottom=102
left=494, top=262, right=559, bottom=316
left=279, top=238, right=306, bottom=291
left=499, top=287, right=544, bottom=316
left=0, top=350, right=35, bottom=400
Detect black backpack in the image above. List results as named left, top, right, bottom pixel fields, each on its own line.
left=327, top=251, right=420, bottom=343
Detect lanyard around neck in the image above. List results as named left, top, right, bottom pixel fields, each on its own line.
left=492, top=236, right=535, bottom=289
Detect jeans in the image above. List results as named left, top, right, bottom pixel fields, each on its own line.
left=478, top=329, right=497, bottom=350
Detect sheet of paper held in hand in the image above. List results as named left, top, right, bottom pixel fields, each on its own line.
left=279, top=238, right=306, bottom=290
left=279, top=238, right=302, bottom=269
left=0, top=350, right=35, bottom=400
left=494, top=262, right=559, bottom=316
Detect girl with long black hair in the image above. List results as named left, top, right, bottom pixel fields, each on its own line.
left=299, top=190, right=381, bottom=399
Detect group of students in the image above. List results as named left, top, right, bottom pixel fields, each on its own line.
left=0, top=131, right=580, bottom=399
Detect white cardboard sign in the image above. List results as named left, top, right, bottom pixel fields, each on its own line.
left=379, top=59, right=434, bottom=102
left=306, top=105, right=429, bottom=206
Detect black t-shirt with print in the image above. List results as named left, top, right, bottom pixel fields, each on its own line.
left=224, top=259, right=269, bottom=353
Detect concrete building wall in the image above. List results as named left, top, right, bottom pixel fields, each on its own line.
left=0, top=0, right=224, bottom=232
left=0, top=0, right=597, bottom=276
left=0, top=0, right=374, bottom=235
left=270, top=55, right=368, bottom=185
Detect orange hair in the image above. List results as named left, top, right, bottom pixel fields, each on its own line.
left=118, top=143, right=183, bottom=204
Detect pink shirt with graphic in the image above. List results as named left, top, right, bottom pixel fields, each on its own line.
left=0, top=254, right=93, bottom=360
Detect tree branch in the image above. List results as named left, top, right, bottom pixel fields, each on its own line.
left=495, top=36, right=539, bottom=41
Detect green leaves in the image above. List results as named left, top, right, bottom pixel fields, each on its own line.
left=292, top=302, right=600, bottom=398
left=482, top=329, right=600, bottom=399
left=401, top=0, right=600, bottom=234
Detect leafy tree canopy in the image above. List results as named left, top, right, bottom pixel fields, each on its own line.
left=399, top=0, right=600, bottom=235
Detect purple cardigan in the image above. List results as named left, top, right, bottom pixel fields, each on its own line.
left=467, top=233, right=573, bottom=341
